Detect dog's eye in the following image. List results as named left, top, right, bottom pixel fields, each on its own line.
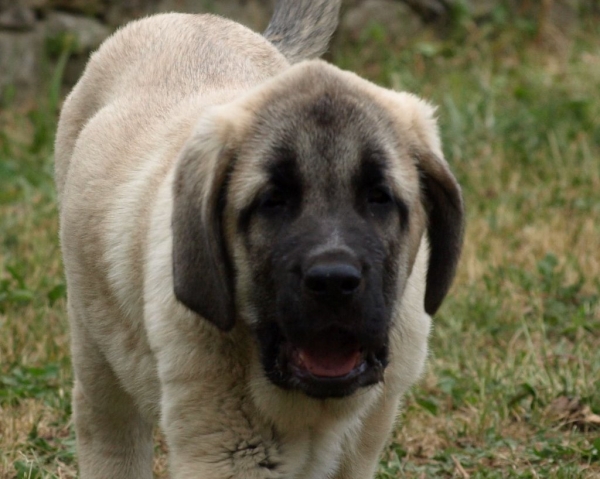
left=367, top=186, right=393, bottom=205
left=259, top=189, right=289, bottom=211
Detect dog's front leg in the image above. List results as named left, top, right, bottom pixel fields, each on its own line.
left=333, top=392, right=401, bottom=479
left=151, top=316, right=287, bottom=479
left=71, top=313, right=154, bottom=479
left=159, top=374, right=241, bottom=479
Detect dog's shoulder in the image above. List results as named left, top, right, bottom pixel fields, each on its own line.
left=55, top=12, right=288, bottom=202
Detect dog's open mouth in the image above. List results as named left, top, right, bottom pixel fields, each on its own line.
left=290, top=346, right=364, bottom=378
left=286, top=330, right=365, bottom=378
left=270, top=328, right=387, bottom=398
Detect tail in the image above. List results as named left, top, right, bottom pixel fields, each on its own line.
left=263, top=0, right=341, bottom=63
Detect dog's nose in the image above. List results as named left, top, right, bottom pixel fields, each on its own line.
left=304, top=263, right=362, bottom=297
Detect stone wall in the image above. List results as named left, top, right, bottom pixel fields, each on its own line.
left=0, top=0, right=596, bottom=105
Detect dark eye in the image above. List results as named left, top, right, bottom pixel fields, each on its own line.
left=259, top=188, right=289, bottom=211
left=367, top=186, right=393, bottom=205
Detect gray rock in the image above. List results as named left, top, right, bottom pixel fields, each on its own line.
left=44, top=11, right=110, bottom=54
left=0, top=5, right=37, bottom=31
left=47, top=0, right=104, bottom=16
left=104, top=0, right=160, bottom=28
left=154, top=0, right=274, bottom=31
left=21, top=0, right=51, bottom=10
left=0, top=27, right=44, bottom=102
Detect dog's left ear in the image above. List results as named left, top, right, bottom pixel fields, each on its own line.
left=417, top=150, right=465, bottom=316
left=171, top=108, right=244, bottom=331
left=386, top=91, right=465, bottom=315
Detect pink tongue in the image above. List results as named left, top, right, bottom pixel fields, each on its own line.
left=296, top=348, right=361, bottom=378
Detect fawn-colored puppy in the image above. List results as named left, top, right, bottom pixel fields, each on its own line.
left=55, top=1, right=464, bottom=477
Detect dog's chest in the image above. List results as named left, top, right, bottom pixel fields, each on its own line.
left=227, top=430, right=343, bottom=479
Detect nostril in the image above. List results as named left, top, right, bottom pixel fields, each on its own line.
left=340, top=275, right=361, bottom=294
left=304, top=263, right=362, bottom=296
left=305, top=274, right=328, bottom=294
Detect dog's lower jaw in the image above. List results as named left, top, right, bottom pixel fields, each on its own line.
left=251, top=321, right=389, bottom=399
left=277, top=343, right=388, bottom=399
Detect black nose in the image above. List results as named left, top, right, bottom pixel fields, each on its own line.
left=304, top=263, right=362, bottom=297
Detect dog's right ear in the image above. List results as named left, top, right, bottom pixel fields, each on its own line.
left=171, top=108, right=244, bottom=331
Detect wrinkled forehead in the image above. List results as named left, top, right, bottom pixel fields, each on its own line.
left=228, top=90, right=421, bottom=210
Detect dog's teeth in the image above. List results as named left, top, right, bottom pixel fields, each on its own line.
left=293, top=348, right=306, bottom=368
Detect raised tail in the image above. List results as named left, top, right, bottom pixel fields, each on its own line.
left=263, top=0, right=341, bottom=63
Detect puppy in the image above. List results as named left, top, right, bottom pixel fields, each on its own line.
left=54, top=1, right=464, bottom=477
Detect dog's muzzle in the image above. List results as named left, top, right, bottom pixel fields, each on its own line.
left=258, top=251, right=390, bottom=399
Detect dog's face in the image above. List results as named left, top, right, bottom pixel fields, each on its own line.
left=232, top=92, right=423, bottom=399
left=172, top=61, right=464, bottom=399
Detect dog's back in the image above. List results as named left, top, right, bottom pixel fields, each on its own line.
left=54, top=1, right=341, bottom=202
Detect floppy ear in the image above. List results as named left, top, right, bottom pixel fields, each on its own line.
left=171, top=112, right=239, bottom=331
left=417, top=151, right=465, bottom=316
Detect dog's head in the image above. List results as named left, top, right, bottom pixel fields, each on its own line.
left=172, top=61, right=464, bottom=399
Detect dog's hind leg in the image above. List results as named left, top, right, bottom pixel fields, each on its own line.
left=71, top=316, right=154, bottom=479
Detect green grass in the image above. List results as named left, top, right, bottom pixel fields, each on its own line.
left=1, top=11, right=599, bottom=479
